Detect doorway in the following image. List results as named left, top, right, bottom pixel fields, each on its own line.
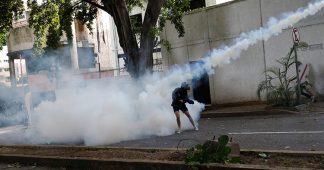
left=190, top=61, right=211, bottom=104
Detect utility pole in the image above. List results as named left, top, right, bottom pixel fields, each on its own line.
left=70, top=20, right=79, bottom=70
left=292, top=27, right=301, bottom=105
left=19, top=54, right=23, bottom=83
left=96, top=15, right=101, bottom=79
left=9, top=57, right=16, bottom=87
left=293, top=44, right=301, bottom=105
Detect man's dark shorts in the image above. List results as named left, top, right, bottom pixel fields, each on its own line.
left=172, top=103, right=188, bottom=112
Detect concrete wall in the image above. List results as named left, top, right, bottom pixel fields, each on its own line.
left=261, top=0, right=324, bottom=98
left=206, top=0, right=235, bottom=6
left=92, top=10, right=119, bottom=71
left=161, top=0, right=324, bottom=104
left=7, top=26, right=34, bottom=53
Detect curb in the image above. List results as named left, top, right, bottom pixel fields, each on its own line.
left=2, top=145, right=323, bottom=155
left=0, top=146, right=322, bottom=170
left=201, top=109, right=297, bottom=118
left=240, top=149, right=324, bottom=156
left=0, top=154, right=306, bottom=170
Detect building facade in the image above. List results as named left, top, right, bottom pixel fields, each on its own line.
left=0, top=47, right=10, bottom=86
left=6, top=7, right=122, bottom=85
left=161, top=0, right=324, bottom=105
left=6, top=0, right=238, bottom=87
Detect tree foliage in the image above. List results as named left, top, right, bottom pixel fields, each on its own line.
left=0, top=0, right=24, bottom=50
left=1, top=0, right=191, bottom=77
left=160, top=0, right=190, bottom=37
left=27, top=0, right=89, bottom=55
left=27, top=0, right=60, bottom=56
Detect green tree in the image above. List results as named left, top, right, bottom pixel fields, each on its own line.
left=0, top=0, right=24, bottom=50
left=2, top=0, right=190, bottom=78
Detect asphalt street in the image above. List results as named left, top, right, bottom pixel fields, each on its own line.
left=0, top=163, right=61, bottom=170
left=109, top=112, right=324, bottom=151
left=0, top=112, right=324, bottom=151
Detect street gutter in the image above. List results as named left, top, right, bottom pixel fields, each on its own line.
left=0, top=154, right=311, bottom=170
left=201, top=109, right=297, bottom=118
left=0, top=145, right=322, bottom=170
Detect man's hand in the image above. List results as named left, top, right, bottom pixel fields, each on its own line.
left=188, top=100, right=194, bottom=104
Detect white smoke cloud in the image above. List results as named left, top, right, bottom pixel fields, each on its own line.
left=26, top=75, right=204, bottom=145
left=2, top=0, right=324, bottom=146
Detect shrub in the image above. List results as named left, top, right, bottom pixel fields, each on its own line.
left=185, top=135, right=240, bottom=164
left=257, top=42, right=308, bottom=107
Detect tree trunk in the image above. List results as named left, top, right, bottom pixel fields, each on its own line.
left=102, top=0, right=140, bottom=78
left=101, top=0, right=164, bottom=78
left=139, top=0, right=164, bottom=75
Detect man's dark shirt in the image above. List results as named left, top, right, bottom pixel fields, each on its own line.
left=171, top=87, right=190, bottom=106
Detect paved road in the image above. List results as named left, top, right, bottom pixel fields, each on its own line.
left=0, top=112, right=323, bottom=169
left=109, top=112, right=324, bottom=151
left=1, top=112, right=324, bottom=151
left=0, top=163, right=62, bottom=170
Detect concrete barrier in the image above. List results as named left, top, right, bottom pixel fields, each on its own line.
left=0, top=146, right=322, bottom=169
left=0, top=154, right=280, bottom=170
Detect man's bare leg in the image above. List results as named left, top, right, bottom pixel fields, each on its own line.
left=184, top=111, right=198, bottom=130
left=174, top=111, right=181, bottom=133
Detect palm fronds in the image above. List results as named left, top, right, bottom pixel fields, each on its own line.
left=257, top=44, right=305, bottom=107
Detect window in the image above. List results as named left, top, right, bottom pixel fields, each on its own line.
left=216, top=0, right=234, bottom=5
left=190, top=0, right=206, bottom=10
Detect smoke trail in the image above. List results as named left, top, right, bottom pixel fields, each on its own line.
left=1, top=0, right=324, bottom=146
left=200, top=0, right=324, bottom=73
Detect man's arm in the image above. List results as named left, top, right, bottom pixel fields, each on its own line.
left=183, top=91, right=194, bottom=104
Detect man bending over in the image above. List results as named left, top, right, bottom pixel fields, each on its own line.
left=171, top=82, right=198, bottom=134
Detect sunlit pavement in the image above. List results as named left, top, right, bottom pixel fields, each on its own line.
left=0, top=125, right=28, bottom=145
left=1, top=111, right=324, bottom=151
left=0, top=125, right=27, bottom=135
left=109, top=112, right=324, bottom=151
left=0, top=163, right=63, bottom=170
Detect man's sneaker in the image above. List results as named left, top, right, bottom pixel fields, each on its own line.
left=194, top=126, right=199, bottom=131
left=175, top=129, right=182, bottom=134
left=311, top=96, right=316, bottom=103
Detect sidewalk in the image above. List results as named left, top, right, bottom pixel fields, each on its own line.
left=201, top=101, right=324, bottom=118
left=305, top=101, right=324, bottom=112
